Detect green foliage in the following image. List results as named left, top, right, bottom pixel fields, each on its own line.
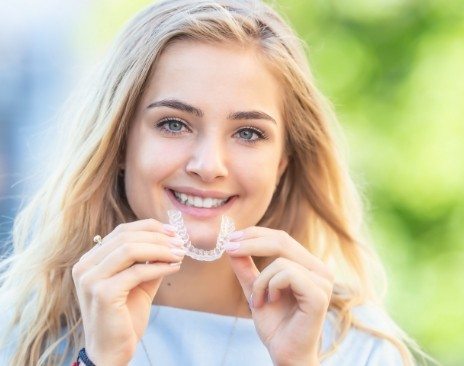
left=280, top=0, right=463, bottom=364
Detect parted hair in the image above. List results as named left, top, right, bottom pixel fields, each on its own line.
left=0, top=1, right=432, bottom=365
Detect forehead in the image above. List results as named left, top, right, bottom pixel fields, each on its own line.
left=141, top=40, right=284, bottom=125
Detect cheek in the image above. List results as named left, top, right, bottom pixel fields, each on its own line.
left=235, top=149, right=281, bottom=186
left=234, top=151, right=281, bottom=208
left=126, top=138, right=185, bottom=181
left=231, top=172, right=276, bottom=230
left=123, top=136, right=185, bottom=210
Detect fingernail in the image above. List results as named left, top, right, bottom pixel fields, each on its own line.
left=163, top=224, right=177, bottom=234
left=170, top=248, right=186, bottom=257
left=224, top=242, right=240, bottom=251
left=169, top=237, right=184, bottom=247
left=228, top=231, right=244, bottom=241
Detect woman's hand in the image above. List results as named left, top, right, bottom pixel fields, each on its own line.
left=72, top=219, right=185, bottom=366
left=226, top=227, right=334, bottom=366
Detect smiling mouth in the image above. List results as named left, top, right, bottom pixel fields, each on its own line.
left=169, top=189, right=234, bottom=209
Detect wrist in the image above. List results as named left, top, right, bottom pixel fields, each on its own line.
left=79, top=347, right=128, bottom=366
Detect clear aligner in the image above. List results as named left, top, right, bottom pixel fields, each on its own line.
left=167, top=209, right=235, bottom=261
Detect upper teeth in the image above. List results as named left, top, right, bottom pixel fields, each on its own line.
left=173, top=191, right=229, bottom=208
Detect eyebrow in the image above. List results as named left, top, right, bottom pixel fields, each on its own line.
left=147, top=98, right=277, bottom=125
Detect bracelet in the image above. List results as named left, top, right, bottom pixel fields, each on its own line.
left=73, top=348, right=96, bottom=366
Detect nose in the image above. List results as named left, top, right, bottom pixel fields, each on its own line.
left=185, top=135, right=229, bottom=182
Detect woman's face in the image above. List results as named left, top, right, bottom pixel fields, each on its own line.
left=124, top=40, right=288, bottom=248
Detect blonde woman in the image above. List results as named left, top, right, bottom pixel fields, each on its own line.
left=0, top=1, right=435, bottom=365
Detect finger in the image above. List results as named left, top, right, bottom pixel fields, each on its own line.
left=267, top=268, right=331, bottom=315
left=78, top=243, right=101, bottom=262
left=252, top=258, right=332, bottom=309
left=226, top=227, right=333, bottom=280
left=100, top=261, right=182, bottom=302
left=251, top=257, right=291, bottom=308
left=105, top=230, right=177, bottom=247
left=80, top=231, right=184, bottom=268
left=227, top=255, right=260, bottom=306
left=87, top=243, right=186, bottom=279
left=78, top=218, right=177, bottom=266
left=84, top=218, right=179, bottom=265
left=104, top=218, right=177, bottom=243
left=97, top=219, right=176, bottom=250
left=97, top=230, right=183, bottom=258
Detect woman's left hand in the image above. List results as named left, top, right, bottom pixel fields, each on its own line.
left=226, top=227, right=334, bottom=366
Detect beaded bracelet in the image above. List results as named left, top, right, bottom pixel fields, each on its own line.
left=72, top=348, right=96, bottom=366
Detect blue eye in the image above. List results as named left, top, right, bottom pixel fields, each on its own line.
left=155, top=118, right=268, bottom=144
left=235, top=127, right=268, bottom=144
left=239, top=130, right=253, bottom=139
left=156, top=118, right=189, bottom=135
left=166, top=121, right=183, bottom=131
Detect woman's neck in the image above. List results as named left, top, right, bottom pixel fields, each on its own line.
left=152, top=255, right=252, bottom=318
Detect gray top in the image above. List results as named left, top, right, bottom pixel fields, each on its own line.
left=0, top=304, right=404, bottom=365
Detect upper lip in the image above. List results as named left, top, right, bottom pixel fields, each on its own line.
left=167, top=186, right=236, bottom=200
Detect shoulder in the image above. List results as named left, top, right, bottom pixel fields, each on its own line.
left=321, top=303, right=405, bottom=365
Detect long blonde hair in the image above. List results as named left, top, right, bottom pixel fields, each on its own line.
left=0, top=1, right=435, bottom=365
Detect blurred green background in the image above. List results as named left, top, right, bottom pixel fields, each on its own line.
left=78, top=0, right=463, bottom=364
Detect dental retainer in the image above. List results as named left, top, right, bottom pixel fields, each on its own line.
left=167, top=209, right=235, bottom=261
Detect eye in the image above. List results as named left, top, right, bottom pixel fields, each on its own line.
left=156, top=117, right=190, bottom=135
left=235, top=126, right=268, bottom=144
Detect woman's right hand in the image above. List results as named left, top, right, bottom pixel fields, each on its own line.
left=72, top=218, right=185, bottom=366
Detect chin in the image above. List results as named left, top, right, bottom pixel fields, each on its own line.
left=187, top=232, right=218, bottom=249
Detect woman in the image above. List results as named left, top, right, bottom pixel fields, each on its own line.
left=0, top=0, right=433, bottom=365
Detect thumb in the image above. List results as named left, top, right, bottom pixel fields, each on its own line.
left=227, top=254, right=260, bottom=303
left=139, top=277, right=163, bottom=302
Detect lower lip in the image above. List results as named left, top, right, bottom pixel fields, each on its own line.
left=165, top=189, right=237, bottom=219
